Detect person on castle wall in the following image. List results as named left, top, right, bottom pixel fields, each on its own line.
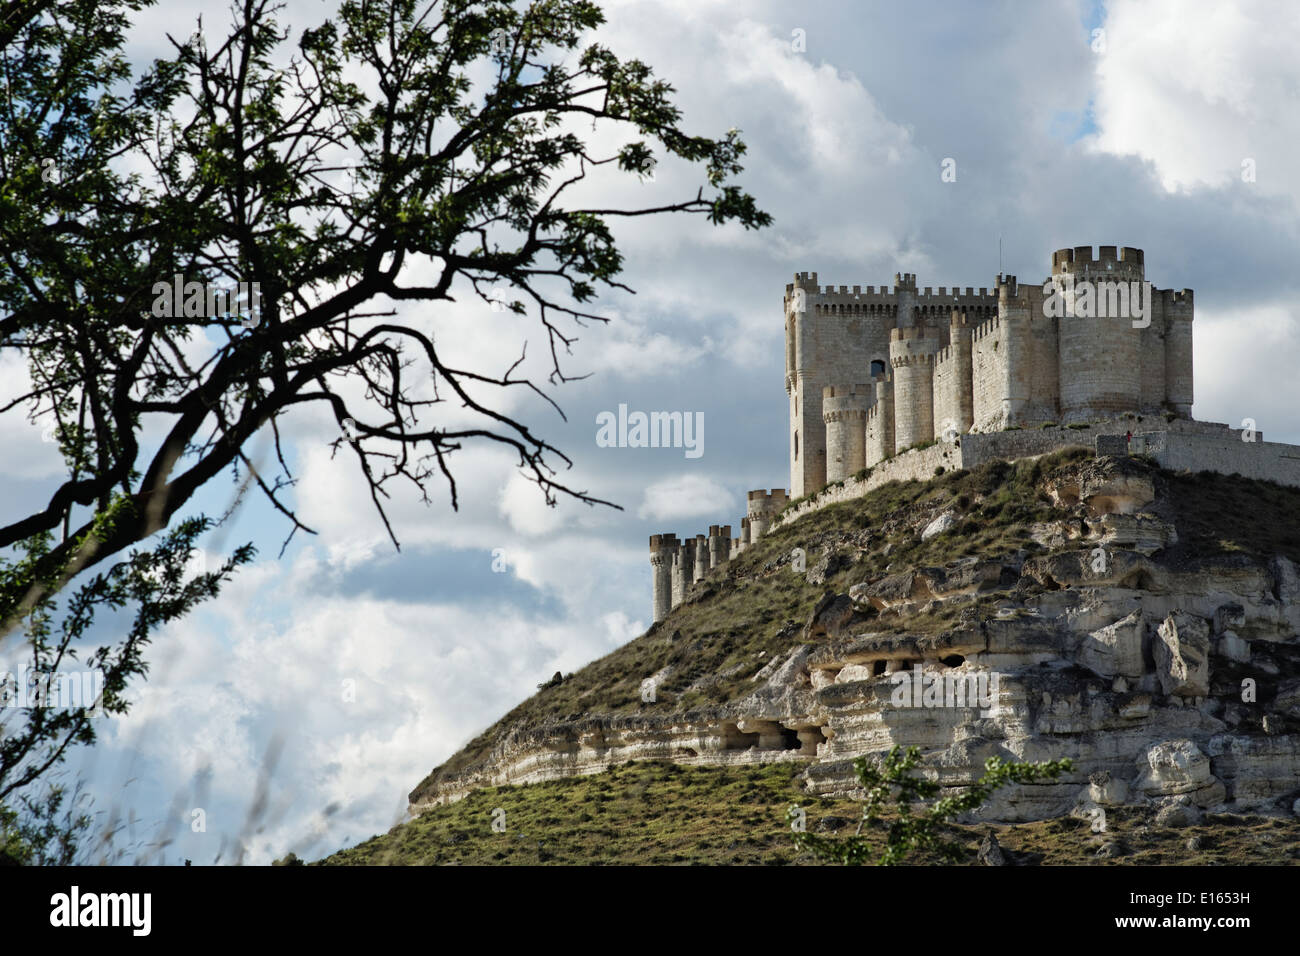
left=1125, top=430, right=1132, bottom=451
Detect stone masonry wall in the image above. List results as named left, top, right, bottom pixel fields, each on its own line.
left=970, top=316, right=1007, bottom=430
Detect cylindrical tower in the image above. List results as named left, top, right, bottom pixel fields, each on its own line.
left=865, top=372, right=894, bottom=465
left=889, top=326, right=940, bottom=451
left=649, top=534, right=678, bottom=623
left=746, top=489, right=788, bottom=541
left=692, top=534, right=709, bottom=583
left=670, top=542, right=694, bottom=609
left=1053, top=245, right=1144, bottom=421
left=822, top=384, right=871, bottom=482
left=707, top=524, right=731, bottom=570
left=786, top=272, right=824, bottom=499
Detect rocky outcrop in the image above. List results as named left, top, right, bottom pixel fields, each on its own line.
left=409, top=458, right=1300, bottom=824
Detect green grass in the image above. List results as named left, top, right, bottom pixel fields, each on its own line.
left=325, top=761, right=1300, bottom=866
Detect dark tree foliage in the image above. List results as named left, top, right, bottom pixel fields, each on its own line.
left=0, top=0, right=770, bottom=631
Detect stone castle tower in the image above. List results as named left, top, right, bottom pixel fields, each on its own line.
left=785, top=245, right=1194, bottom=497
left=647, top=244, right=1206, bottom=624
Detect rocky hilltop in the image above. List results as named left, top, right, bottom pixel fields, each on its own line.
left=409, top=448, right=1300, bottom=828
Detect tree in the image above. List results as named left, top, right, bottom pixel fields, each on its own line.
left=0, top=0, right=765, bottom=861
left=0, top=0, right=770, bottom=637
left=789, top=745, right=1073, bottom=865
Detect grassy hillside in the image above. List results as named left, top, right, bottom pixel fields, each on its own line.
left=324, top=760, right=1300, bottom=866
left=411, top=449, right=1300, bottom=805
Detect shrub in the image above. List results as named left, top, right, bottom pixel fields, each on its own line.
left=789, top=746, right=1073, bottom=865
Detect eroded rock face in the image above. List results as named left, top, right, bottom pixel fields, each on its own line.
left=1134, top=740, right=1225, bottom=806
left=1155, top=613, right=1211, bottom=697
left=409, top=462, right=1300, bottom=823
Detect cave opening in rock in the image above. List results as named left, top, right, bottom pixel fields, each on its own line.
left=721, top=723, right=761, bottom=750
left=1121, top=570, right=1155, bottom=590
left=873, top=659, right=888, bottom=677
left=796, top=726, right=828, bottom=756
left=940, top=654, right=965, bottom=668
left=721, top=721, right=816, bottom=753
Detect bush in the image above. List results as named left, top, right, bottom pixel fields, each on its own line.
left=789, top=746, right=1073, bottom=865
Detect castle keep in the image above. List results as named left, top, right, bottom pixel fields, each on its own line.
left=788, top=245, right=1193, bottom=497
left=648, top=244, right=1300, bottom=623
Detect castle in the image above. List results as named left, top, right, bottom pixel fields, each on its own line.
left=788, top=245, right=1192, bottom=497
left=649, top=245, right=1298, bottom=623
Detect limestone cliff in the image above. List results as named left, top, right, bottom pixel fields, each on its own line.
left=410, top=450, right=1300, bottom=827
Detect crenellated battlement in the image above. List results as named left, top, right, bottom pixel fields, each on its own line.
left=890, top=353, right=936, bottom=368
left=971, top=315, right=1001, bottom=342
left=889, top=326, right=940, bottom=369
left=822, top=384, right=873, bottom=423
left=1052, top=244, right=1145, bottom=279
left=649, top=533, right=680, bottom=553
left=747, top=489, right=789, bottom=513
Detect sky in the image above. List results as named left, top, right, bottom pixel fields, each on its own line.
left=5, top=0, right=1300, bottom=863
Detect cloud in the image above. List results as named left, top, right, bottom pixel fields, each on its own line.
left=637, top=473, right=736, bottom=521
left=1090, top=0, right=1300, bottom=211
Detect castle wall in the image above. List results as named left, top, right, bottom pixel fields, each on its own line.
left=708, top=524, right=731, bottom=570
left=1127, top=430, right=1300, bottom=488
left=970, top=316, right=1008, bottom=430
left=774, top=441, right=960, bottom=526
left=771, top=417, right=1297, bottom=538
left=960, top=426, right=1094, bottom=467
